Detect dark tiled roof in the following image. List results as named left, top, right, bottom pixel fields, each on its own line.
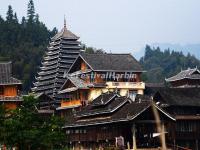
left=154, top=88, right=200, bottom=106
left=0, top=62, right=22, bottom=85
left=64, top=92, right=175, bottom=127
left=71, top=102, right=151, bottom=127
left=59, top=76, right=89, bottom=94
left=144, top=86, right=165, bottom=97
left=80, top=53, right=143, bottom=72
left=65, top=101, right=175, bottom=128
left=51, top=27, right=79, bottom=40
left=68, top=76, right=88, bottom=89
left=91, top=92, right=119, bottom=106
left=165, top=68, right=200, bottom=82
left=76, top=96, right=128, bottom=117
left=65, top=101, right=150, bottom=127
left=135, top=94, right=152, bottom=102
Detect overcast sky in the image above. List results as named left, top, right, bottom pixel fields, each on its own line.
left=1, top=0, right=200, bottom=56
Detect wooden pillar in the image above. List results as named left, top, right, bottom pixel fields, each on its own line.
left=173, top=139, right=176, bottom=150
left=196, top=139, right=198, bottom=150
left=161, top=122, right=167, bottom=149
left=131, top=124, right=137, bottom=150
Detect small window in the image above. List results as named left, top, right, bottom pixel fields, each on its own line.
left=66, top=130, right=70, bottom=134
left=129, top=90, right=137, bottom=101
left=83, top=130, right=87, bottom=134
left=75, top=130, right=79, bottom=134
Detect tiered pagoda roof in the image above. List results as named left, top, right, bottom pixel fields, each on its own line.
left=32, top=21, right=81, bottom=100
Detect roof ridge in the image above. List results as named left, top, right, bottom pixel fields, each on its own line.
left=82, top=53, right=131, bottom=55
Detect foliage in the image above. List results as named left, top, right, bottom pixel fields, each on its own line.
left=83, top=44, right=105, bottom=54
left=0, top=95, right=67, bottom=150
left=140, top=45, right=200, bottom=83
left=0, top=1, right=57, bottom=92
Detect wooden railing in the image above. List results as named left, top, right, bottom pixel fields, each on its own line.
left=0, top=96, right=22, bottom=101
left=106, top=82, right=145, bottom=89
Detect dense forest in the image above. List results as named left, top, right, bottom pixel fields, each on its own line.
left=140, top=45, right=200, bottom=83
left=0, top=0, right=57, bottom=92
left=0, top=0, right=199, bottom=92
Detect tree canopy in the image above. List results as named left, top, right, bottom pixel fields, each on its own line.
left=140, top=45, right=200, bottom=83
left=1, top=0, right=200, bottom=92
left=0, top=1, right=57, bottom=92
left=0, top=96, right=67, bottom=150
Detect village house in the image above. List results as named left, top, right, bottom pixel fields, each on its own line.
left=63, top=92, right=175, bottom=149
left=56, top=53, right=145, bottom=116
left=165, top=67, right=200, bottom=87
left=152, top=88, right=200, bottom=149
left=29, top=22, right=200, bottom=149
left=0, top=62, right=22, bottom=110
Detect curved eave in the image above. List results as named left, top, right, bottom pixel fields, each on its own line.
left=165, top=77, right=200, bottom=82
left=64, top=103, right=175, bottom=128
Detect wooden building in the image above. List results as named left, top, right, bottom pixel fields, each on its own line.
left=63, top=92, right=175, bottom=149
left=0, top=62, right=22, bottom=110
left=165, top=67, right=200, bottom=87
left=32, top=19, right=81, bottom=102
left=57, top=53, right=145, bottom=114
left=152, top=88, right=200, bottom=150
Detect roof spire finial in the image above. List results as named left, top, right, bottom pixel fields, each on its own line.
left=64, top=15, right=67, bottom=29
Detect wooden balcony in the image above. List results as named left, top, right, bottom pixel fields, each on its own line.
left=0, top=96, right=22, bottom=101
left=106, top=82, right=145, bottom=89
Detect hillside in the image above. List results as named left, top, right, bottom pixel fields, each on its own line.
left=140, top=45, right=200, bottom=83
left=0, top=1, right=57, bottom=92
left=1, top=1, right=200, bottom=92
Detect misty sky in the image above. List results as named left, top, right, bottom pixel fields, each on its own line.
left=1, top=0, right=200, bottom=56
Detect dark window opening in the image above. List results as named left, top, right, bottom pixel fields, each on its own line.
left=0, top=86, right=3, bottom=95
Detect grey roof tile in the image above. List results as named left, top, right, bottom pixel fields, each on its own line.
left=166, top=68, right=200, bottom=82
left=154, top=88, right=200, bottom=106
left=80, top=53, right=143, bottom=72
left=0, top=62, right=21, bottom=85
left=51, top=27, right=79, bottom=40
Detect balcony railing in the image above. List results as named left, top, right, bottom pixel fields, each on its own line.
left=106, top=82, right=145, bottom=89
left=0, top=96, right=22, bottom=101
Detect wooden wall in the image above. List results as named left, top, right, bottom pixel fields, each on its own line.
left=81, top=61, right=87, bottom=71
left=4, top=85, right=17, bottom=96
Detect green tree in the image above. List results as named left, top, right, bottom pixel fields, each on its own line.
left=0, top=96, right=67, bottom=150
left=6, top=5, right=14, bottom=22
left=13, top=12, right=18, bottom=24
left=21, top=16, right=26, bottom=27
left=27, top=0, right=35, bottom=23
left=85, top=46, right=105, bottom=54
left=0, top=105, right=7, bottom=145
left=140, top=45, right=200, bottom=83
